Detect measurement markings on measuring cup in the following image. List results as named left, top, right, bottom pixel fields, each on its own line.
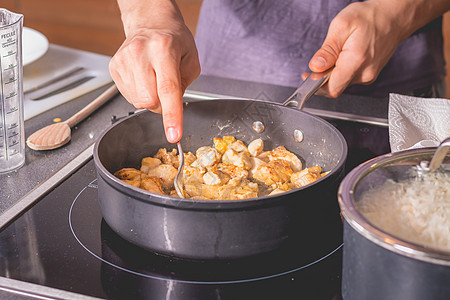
left=0, top=85, right=22, bottom=159
left=6, top=91, right=18, bottom=101
left=0, top=9, right=26, bottom=172
left=0, top=125, right=3, bottom=159
left=2, top=42, right=16, bottom=49
left=5, top=74, right=18, bottom=85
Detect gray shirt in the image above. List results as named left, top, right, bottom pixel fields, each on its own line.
left=195, top=0, right=445, bottom=97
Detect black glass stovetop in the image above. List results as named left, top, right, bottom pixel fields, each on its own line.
left=0, top=119, right=390, bottom=300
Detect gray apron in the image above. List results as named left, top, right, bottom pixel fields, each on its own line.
left=195, top=0, right=445, bottom=97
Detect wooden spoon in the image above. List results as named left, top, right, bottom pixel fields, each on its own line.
left=26, top=84, right=119, bottom=150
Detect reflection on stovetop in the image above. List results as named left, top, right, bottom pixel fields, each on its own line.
left=98, top=218, right=341, bottom=283
left=0, top=118, right=389, bottom=299
left=100, top=219, right=342, bottom=300
left=68, top=177, right=342, bottom=299
left=101, top=240, right=342, bottom=300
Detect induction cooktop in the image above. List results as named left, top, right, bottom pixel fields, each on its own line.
left=0, top=118, right=390, bottom=299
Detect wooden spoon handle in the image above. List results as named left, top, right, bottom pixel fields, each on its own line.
left=66, top=84, right=119, bottom=128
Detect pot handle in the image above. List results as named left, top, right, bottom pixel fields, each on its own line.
left=283, top=69, right=332, bottom=110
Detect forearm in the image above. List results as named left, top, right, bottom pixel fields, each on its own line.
left=370, top=0, right=450, bottom=41
left=116, top=0, right=185, bottom=36
left=309, top=0, right=450, bottom=98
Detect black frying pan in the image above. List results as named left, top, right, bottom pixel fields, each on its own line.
left=93, top=95, right=347, bottom=260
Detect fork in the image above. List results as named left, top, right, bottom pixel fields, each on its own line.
left=174, top=141, right=185, bottom=198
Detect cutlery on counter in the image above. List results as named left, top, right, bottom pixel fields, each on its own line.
left=24, top=66, right=97, bottom=101
left=23, top=66, right=85, bottom=94
left=26, top=84, right=119, bottom=151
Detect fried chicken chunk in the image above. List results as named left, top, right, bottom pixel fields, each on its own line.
left=291, top=166, right=323, bottom=188
left=115, top=136, right=326, bottom=199
left=114, top=168, right=164, bottom=194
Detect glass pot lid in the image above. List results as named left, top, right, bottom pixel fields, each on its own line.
left=338, top=142, right=450, bottom=266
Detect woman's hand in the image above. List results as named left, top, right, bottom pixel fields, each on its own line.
left=110, top=0, right=200, bottom=143
left=305, top=0, right=450, bottom=98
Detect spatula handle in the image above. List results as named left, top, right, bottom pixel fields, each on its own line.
left=66, top=84, right=119, bottom=128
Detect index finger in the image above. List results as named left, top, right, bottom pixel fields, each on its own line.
left=153, top=52, right=184, bottom=144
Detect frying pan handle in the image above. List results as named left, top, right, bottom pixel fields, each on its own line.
left=283, top=69, right=332, bottom=110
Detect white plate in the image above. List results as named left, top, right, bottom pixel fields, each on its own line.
left=22, top=27, right=49, bottom=66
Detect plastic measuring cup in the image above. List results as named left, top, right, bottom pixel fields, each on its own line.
left=0, top=9, right=25, bottom=173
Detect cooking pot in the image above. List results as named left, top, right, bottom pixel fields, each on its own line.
left=93, top=98, right=347, bottom=260
left=338, top=143, right=450, bottom=300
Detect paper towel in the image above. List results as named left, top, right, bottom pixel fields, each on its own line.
left=389, top=93, right=450, bottom=152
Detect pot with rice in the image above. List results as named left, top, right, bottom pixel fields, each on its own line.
left=338, top=140, right=450, bottom=300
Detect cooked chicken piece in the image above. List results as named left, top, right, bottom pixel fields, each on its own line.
left=256, top=151, right=270, bottom=163
left=306, top=165, right=322, bottom=174
left=228, top=179, right=259, bottom=199
left=229, top=140, right=248, bottom=152
left=118, top=135, right=323, bottom=200
left=114, top=168, right=164, bottom=193
left=169, top=189, right=180, bottom=197
left=248, top=138, right=263, bottom=157
left=185, top=184, right=202, bottom=198
left=222, top=149, right=252, bottom=169
left=272, top=160, right=295, bottom=179
left=213, top=137, right=229, bottom=154
left=213, top=136, right=238, bottom=154
left=216, top=163, right=248, bottom=179
left=251, top=160, right=293, bottom=187
left=248, top=156, right=267, bottom=178
left=140, top=157, right=162, bottom=174
left=183, top=165, right=206, bottom=185
left=199, top=177, right=258, bottom=200
left=268, top=188, right=288, bottom=196
left=200, top=178, right=234, bottom=200
left=321, top=171, right=330, bottom=177
left=114, top=168, right=142, bottom=181
left=191, top=195, right=209, bottom=200
left=268, top=146, right=302, bottom=172
left=140, top=174, right=165, bottom=194
left=264, top=182, right=294, bottom=196
left=223, top=136, right=236, bottom=144
left=192, top=146, right=221, bottom=168
left=200, top=184, right=223, bottom=199
left=278, top=182, right=295, bottom=191
left=122, top=179, right=141, bottom=188
left=146, top=164, right=178, bottom=190
left=227, top=175, right=245, bottom=186
left=155, top=148, right=179, bottom=167
left=291, top=166, right=323, bottom=188
left=203, top=170, right=231, bottom=186
left=183, top=152, right=197, bottom=166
